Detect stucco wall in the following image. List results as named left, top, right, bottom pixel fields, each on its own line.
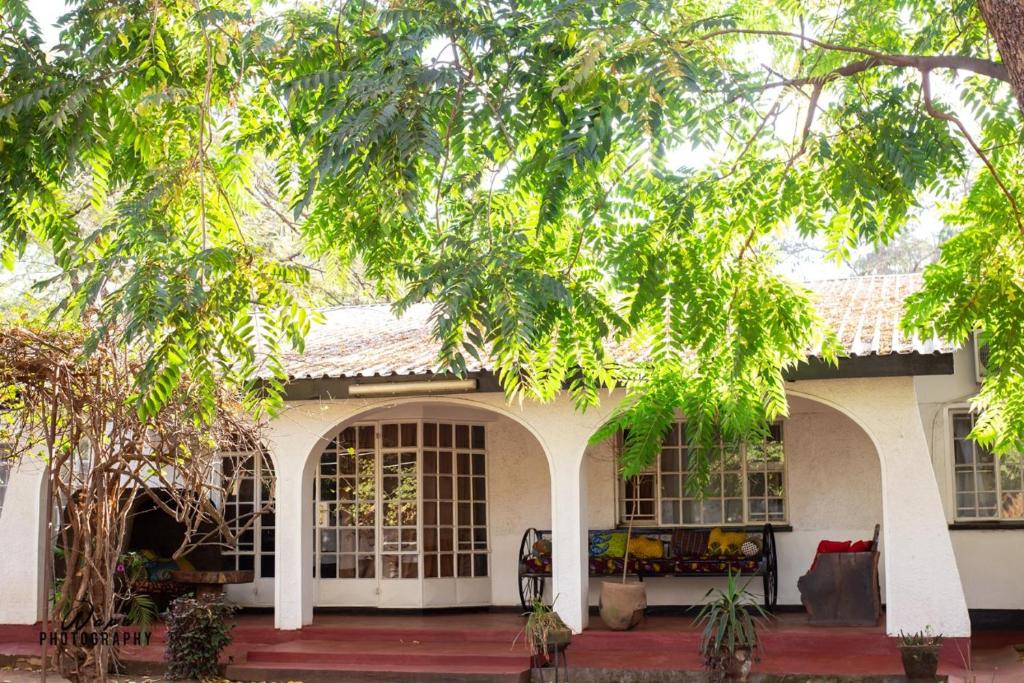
left=0, top=458, right=47, bottom=624
left=916, top=345, right=1024, bottom=611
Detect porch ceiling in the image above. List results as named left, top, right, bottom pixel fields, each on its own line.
left=279, top=273, right=954, bottom=381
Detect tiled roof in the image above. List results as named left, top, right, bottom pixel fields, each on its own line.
left=280, top=273, right=954, bottom=380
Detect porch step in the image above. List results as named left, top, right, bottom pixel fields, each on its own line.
left=225, top=660, right=529, bottom=682
left=244, top=638, right=531, bottom=668
left=227, top=636, right=532, bottom=682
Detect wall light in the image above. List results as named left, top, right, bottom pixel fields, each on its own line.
left=347, top=378, right=478, bottom=397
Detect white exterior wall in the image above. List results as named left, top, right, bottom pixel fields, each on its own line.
left=916, top=345, right=1024, bottom=611
left=790, top=377, right=970, bottom=636
left=0, top=458, right=48, bottom=624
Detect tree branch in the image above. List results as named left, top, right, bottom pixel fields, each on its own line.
left=697, top=28, right=1009, bottom=83
left=920, top=68, right=1023, bottom=234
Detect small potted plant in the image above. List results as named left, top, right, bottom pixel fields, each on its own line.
left=896, top=628, right=943, bottom=680
left=517, top=598, right=571, bottom=670
left=694, top=570, right=768, bottom=681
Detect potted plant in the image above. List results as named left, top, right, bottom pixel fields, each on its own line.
left=694, top=569, right=768, bottom=681
left=896, top=628, right=943, bottom=680
left=517, top=598, right=572, bottom=668
left=599, top=475, right=647, bottom=630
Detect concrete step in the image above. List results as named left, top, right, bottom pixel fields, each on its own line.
left=244, top=638, right=531, bottom=668
left=225, top=660, right=530, bottom=682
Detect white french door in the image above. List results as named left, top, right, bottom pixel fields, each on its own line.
left=314, top=420, right=490, bottom=608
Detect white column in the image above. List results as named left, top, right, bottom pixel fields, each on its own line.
left=272, top=461, right=314, bottom=629
left=0, top=458, right=48, bottom=624
left=793, top=378, right=971, bottom=637
left=548, top=450, right=589, bottom=633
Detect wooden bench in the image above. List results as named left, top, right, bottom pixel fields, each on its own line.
left=797, top=524, right=881, bottom=626
left=517, top=524, right=778, bottom=611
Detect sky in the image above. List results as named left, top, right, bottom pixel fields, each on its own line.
left=20, top=0, right=954, bottom=283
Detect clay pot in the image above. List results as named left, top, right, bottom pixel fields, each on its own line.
left=598, top=581, right=646, bottom=630
left=723, top=647, right=753, bottom=681
left=899, top=643, right=941, bottom=680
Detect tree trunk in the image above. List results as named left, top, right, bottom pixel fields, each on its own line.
left=978, top=0, right=1024, bottom=111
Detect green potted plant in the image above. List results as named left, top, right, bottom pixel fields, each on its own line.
left=694, top=569, right=769, bottom=681
left=517, top=598, right=571, bottom=667
left=896, top=628, right=943, bottom=680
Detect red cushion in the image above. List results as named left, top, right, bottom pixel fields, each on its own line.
left=816, top=540, right=852, bottom=554
left=850, top=540, right=873, bottom=552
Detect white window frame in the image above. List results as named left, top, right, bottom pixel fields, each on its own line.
left=947, top=407, right=1024, bottom=522
left=616, top=422, right=787, bottom=527
left=221, top=444, right=276, bottom=578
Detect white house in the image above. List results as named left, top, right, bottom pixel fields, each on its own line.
left=1, top=272, right=1020, bottom=641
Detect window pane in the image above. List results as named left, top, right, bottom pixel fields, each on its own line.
left=954, top=441, right=974, bottom=466
left=660, top=448, right=681, bottom=472
left=682, top=500, right=700, bottom=524
left=723, top=473, right=742, bottom=497
left=661, top=500, right=680, bottom=524
left=701, top=499, right=722, bottom=524
left=953, top=415, right=973, bottom=440
left=661, top=474, right=680, bottom=498
left=724, top=499, right=743, bottom=523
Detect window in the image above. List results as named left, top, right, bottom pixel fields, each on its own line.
left=951, top=411, right=1024, bottom=520
left=222, top=443, right=276, bottom=578
left=618, top=422, right=786, bottom=526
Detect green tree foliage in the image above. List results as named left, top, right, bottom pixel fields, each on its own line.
left=1, top=0, right=1021, bottom=476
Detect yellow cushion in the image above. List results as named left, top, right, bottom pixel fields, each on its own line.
left=628, top=536, right=664, bottom=559
left=707, top=528, right=746, bottom=556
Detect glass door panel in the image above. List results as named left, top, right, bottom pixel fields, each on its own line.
left=380, top=422, right=419, bottom=579
left=315, top=424, right=378, bottom=606
left=423, top=423, right=488, bottom=579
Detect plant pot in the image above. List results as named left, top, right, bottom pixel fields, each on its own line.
left=531, top=626, right=572, bottom=655
left=722, top=646, right=753, bottom=681
left=898, top=643, right=941, bottom=680
left=599, top=581, right=646, bottom=631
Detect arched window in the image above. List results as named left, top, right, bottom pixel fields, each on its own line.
left=221, top=443, right=275, bottom=578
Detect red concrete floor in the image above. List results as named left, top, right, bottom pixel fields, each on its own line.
left=2, top=611, right=1023, bottom=680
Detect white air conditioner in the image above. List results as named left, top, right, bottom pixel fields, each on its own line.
left=973, top=330, right=989, bottom=384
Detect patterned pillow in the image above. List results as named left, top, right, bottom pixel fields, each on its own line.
left=605, top=532, right=628, bottom=558
left=589, top=531, right=612, bottom=557
left=671, top=528, right=710, bottom=558
left=533, top=538, right=552, bottom=558
left=707, top=528, right=747, bottom=557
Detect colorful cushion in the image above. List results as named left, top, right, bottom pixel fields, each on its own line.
left=816, top=540, right=852, bottom=554
left=850, top=539, right=873, bottom=553
left=605, top=532, right=628, bottom=558
left=628, top=536, right=664, bottom=559
left=533, top=539, right=553, bottom=557
left=707, top=528, right=746, bottom=557
left=589, top=531, right=611, bottom=557
left=741, top=539, right=761, bottom=558
left=671, top=528, right=710, bottom=557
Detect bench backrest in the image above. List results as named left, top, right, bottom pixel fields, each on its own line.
left=532, top=525, right=769, bottom=559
